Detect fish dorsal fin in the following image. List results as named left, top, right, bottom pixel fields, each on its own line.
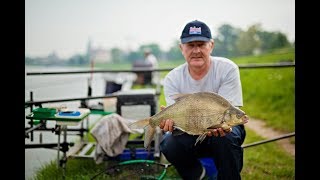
left=196, top=92, right=231, bottom=106
left=170, top=93, right=191, bottom=102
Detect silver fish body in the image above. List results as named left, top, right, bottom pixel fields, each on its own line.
left=129, top=92, right=249, bottom=148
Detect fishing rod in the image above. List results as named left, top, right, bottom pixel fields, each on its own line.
left=26, top=62, right=295, bottom=76
left=25, top=92, right=161, bottom=107
left=242, top=132, right=295, bottom=148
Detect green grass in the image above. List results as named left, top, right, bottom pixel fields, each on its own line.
left=30, top=47, right=295, bottom=179
left=232, top=48, right=295, bottom=133
left=31, top=129, right=294, bottom=180
left=241, top=68, right=294, bottom=132
left=232, top=47, right=295, bottom=64
left=242, top=129, right=295, bottom=180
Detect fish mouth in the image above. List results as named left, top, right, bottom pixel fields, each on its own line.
left=242, top=115, right=249, bottom=124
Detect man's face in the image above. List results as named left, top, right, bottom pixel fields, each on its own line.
left=180, top=40, right=214, bottom=68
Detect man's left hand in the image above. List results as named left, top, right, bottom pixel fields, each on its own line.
left=207, top=127, right=232, bottom=137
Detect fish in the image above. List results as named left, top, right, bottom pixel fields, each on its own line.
left=128, top=91, right=249, bottom=148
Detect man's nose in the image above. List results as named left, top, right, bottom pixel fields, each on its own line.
left=193, top=46, right=201, bottom=53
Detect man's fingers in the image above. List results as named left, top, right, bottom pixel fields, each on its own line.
left=206, top=131, right=213, bottom=137
left=212, top=129, right=219, bottom=137
left=168, top=120, right=174, bottom=132
left=163, top=120, right=169, bottom=132
left=209, top=127, right=232, bottom=137
left=162, top=119, right=174, bottom=132
left=218, top=128, right=226, bottom=137
left=159, top=120, right=165, bottom=129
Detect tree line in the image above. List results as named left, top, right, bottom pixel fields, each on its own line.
left=25, top=23, right=294, bottom=66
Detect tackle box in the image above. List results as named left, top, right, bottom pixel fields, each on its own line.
left=116, top=89, right=157, bottom=117
left=32, top=108, right=57, bottom=118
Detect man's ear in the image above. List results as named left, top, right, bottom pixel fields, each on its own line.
left=179, top=43, right=184, bottom=56
left=210, top=40, right=214, bottom=53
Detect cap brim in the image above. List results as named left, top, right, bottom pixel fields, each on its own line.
left=181, top=36, right=211, bottom=44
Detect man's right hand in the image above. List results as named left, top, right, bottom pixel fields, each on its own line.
left=159, top=105, right=174, bottom=132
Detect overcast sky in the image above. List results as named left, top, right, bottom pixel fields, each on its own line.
left=25, top=0, right=295, bottom=59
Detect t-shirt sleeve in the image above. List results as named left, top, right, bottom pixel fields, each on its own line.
left=218, top=66, right=243, bottom=107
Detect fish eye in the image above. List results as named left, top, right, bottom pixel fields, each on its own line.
left=236, top=114, right=241, bottom=119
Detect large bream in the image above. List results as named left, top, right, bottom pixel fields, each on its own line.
left=129, top=92, right=249, bottom=148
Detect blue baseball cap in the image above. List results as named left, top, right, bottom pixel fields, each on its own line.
left=180, top=20, right=212, bottom=44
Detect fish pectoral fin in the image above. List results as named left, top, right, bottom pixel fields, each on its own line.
left=207, top=124, right=221, bottom=129
left=207, top=123, right=231, bottom=131
left=194, top=133, right=207, bottom=146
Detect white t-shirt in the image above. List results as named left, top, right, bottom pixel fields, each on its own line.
left=163, top=56, right=243, bottom=107
left=145, top=53, right=159, bottom=83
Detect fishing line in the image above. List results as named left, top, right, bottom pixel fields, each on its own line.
left=90, top=159, right=171, bottom=180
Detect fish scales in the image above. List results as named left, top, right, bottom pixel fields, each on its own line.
left=129, top=92, right=249, bottom=148
left=150, top=93, right=228, bottom=134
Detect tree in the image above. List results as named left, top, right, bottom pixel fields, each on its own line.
left=213, top=24, right=241, bottom=57
left=257, top=31, right=292, bottom=52
left=110, top=48, right=124, bottom=63
left=126, top=51, right=143, bottom=63
left=166, top=40, right=183, bottom=61
left=235, top=24, right=262, bottom=56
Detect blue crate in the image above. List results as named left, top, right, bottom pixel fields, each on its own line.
left=199, top=157, right=218, bottom=180
left=115, top=148, right=154, bottom=161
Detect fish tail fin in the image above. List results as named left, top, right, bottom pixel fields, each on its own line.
left=144, top=124, right=156, bottom=149
left=128, top=117, right=150, bottom=129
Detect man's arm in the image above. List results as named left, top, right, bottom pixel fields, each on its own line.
left=218, top=66, right=243, bottom=107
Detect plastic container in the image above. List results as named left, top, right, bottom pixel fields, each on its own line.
left=115, top=148, right=154, bottom=161
left=199, top=157, right=218, bottom=180
left=32, top=119, right=41, bottom=125
left=32, top=108, right=56, bottom=118
left=57, top=111, right=81, bottom=116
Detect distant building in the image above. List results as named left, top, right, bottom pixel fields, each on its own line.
left=87, top=39, right=111, bottom=63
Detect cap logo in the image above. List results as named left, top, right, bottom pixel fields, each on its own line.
left=189, top=26, right=201, bottom=35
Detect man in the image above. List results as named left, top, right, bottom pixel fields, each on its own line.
left=144, top=48, right=158, bottom=69
left=159, top=20, right=248, bottom=180
left=143, top=48, right=159, bottom=85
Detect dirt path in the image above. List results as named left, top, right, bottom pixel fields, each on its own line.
left=244, top=118, right=295, bottom=157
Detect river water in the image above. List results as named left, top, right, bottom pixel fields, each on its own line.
left=25, top=65, right=125, bottom=179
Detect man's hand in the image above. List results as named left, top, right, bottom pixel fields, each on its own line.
left=159, top=119, right=174, bottom=132
left=206, top=127, right=232, bottom=137
left=159, top=105, right=174, bottom=132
